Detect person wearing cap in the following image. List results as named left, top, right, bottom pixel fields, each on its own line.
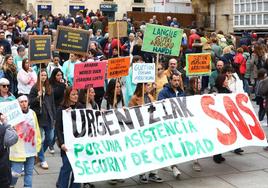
left=9, top=95, right=41, bottom=188
left=0, top=77, right=16, bottom=102
left=14, top=45, right=27, bottom=71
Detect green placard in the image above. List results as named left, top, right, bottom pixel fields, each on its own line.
left=141, top=23, right=183, bottom=56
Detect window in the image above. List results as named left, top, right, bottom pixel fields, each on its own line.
left=246, top=14, right=250, bottom=25
left=132, top=7, right=145, bottom=11
left=235, top=4, right=239, bottom=13
left=234, top=0, right=268, bottom=27
left=257, top=1, right=263, bottom=11
left=264, top=1, right=268, bottom=10
left=257, top=14, right=262, bottom=24
left=134, top=0, right=144, bottom=3
left=234, top=15, right=239, bottom=25
left=264, top=14, right=268, bottom=24
left=240, top=15, right=245, bottom=25
left=251, top=14, right=256, bottom=25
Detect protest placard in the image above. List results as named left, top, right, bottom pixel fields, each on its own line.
left=132, top=63, right=155, bottom=84
left=28, top=35, right=51, bottom=64
left=186, top=53, right=211, bottom=76
left=55, top=26, right=90, bottom=55
left=73, top=61, right=107, bottom=89
left=107, top=57, right=130, bottom=78
left=108, top=21, right=128, bottom=38
left=63, top=93, right=267, bottom=183
left=141, top=23, right=183, bottom=56
left=0, top=100, right=24, bottom=127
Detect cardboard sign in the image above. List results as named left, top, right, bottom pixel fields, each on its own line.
left=0, top=100, right=24, bottom=127
left=73, top=61, right=107, bottom=89
left=132, top=63, right=155, bottom=84
left=107, top=57, right=130, bottom=78
left=63, top=93, right=267, bottom=183
left=55, top=26, right=90, bottom=55
left=141, top=23, right=183, bottom=56
left=108, top=21, right=128, bottom=38
left=28, top=35, right=51, bottom=64
left=186, top=53, right=211, bottom=76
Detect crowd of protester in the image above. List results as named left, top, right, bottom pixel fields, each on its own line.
left=0, top=8, right=268, bottom=188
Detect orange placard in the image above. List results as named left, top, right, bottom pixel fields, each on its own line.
left=186, top=53, right=211, bottom=76
left=107, top=57, right=131, bottom=78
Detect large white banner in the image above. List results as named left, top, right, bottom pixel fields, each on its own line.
left=63, top=93, right=267, bottom=183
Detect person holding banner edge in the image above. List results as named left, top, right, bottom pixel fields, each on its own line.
left=55, top=87, right=84, bottom=188
left=158, top=72, right=185, bottom=178
left=129, top=83, right=164, bottom=183
left=100, top=79, right=125, bottom=185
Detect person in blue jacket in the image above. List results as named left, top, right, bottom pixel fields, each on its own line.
left=158, top=72, right=185, bottom=100
left=157, top=72, right=184, bottom=179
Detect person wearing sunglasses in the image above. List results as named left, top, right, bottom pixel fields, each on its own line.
left=0, top=77, right=16, bottom=102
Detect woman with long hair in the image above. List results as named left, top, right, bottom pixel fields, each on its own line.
left=2, top=54, right=18, bottom=96
left=101, top=79, right=124, bottom=110
left=100, top=79, right=125, bottom=185
left=78, top=88, right=99, bottom=110
left=17, top=58, right=37, bottom=95
left=56, top=87, right=83, bottom=188
left=48, top=68, right=66, bottom=154
left=28, top=68, right=56, bottom=169
left=128, top=83, right=155, bottom=107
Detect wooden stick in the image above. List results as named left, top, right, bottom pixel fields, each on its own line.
left=86, top=88, right=89, bottom=108
left=113, top=78, right=118, bottom=108
left=142, top=83, right=145, bottom=105
left=39, top=64, right=42, bottom=109
left=117, top=21, right=120, bottom=57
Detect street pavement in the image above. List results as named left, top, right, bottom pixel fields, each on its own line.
left=16, top=102, right=268, bottom=188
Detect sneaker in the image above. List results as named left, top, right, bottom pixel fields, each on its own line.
left=148, top=173, right=163, bottom=183
left=172, top=166, right=181, bottom=179
left=108, top=179, right=117, bottom=185
left=11, top=171, right=21, bottom=178
left=139, top=174, right=148, bottom=184
left=40, top=161, right=49, bottom=169
left=117, top=179, right=125, bottom=183
left=192, top=161, right=202, bottom=172
left=234, top=148, right=244, bottom=155
left=48, top=146, right=55, bottom=154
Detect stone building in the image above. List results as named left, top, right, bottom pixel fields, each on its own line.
left=25, top=0, right=154, bottom=21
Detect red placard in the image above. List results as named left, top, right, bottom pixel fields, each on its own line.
left=73, top=61, right=107, bottom=89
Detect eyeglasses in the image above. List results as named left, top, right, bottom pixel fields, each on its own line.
left=1, top=85, right=9, bottom=88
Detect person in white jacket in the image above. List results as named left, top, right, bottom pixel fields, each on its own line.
left=223, top=65, right=244, bottom=94
left=17, top=58, right=37, bottom=95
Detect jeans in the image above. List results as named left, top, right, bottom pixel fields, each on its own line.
left=38, top=126, right=54, bottom=162
left=10, top=157, right=35, bottom=188
left=58, top=154, right=81, bottom=188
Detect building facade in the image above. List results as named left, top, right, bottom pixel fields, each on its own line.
left=26, top=0, right=154, bottom=21
left=192, top=0, right=233, bottom=33
left=153, top=0, right=192, bottom=14
left=233, top=0, right=268, bottom=34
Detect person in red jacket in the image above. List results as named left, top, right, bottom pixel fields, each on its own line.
left=188, top=29, right=200, bottom=49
